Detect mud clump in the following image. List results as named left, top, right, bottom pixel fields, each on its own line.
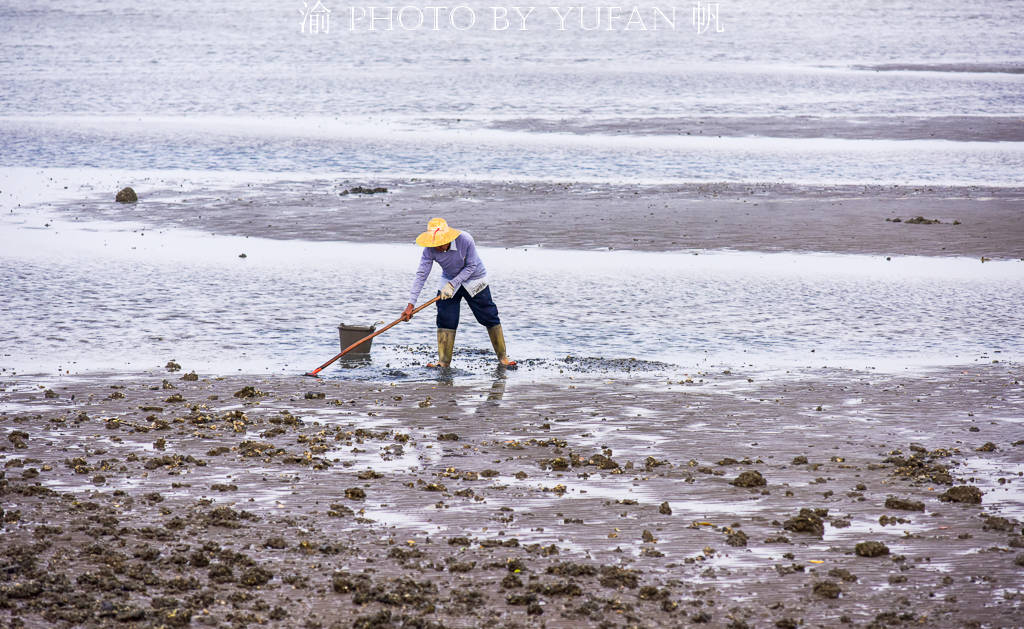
left=783, top=508, right=826, bottom=538
left=938, top=485, right=983, bottom=504
left=659, top=501, right=672, bottom=515
left=981, top=515, right=1017, bottom=532
left=598, top=565, right=640, bottom=589
left=884, top=449, right=954, bottom=485
left=351, top=576, right=438, bottom=610
left=545, top=457, right=570, bottom=471
left=547, top=563, right=598, bottom=578
left=586, top=453, right=620, bottom=470
left=204, top=506, right=259, bottom=528
left=181, top=371, right=199, bottom=381
left=828, top=568, right=858, bottom=582
left=528, top=580, right=582, bottom=597
left=165, top=360, right=181, bottom=372
left=885, top=497, right=925, bottom=511
left=730, top=470, right=766, bottom=488
left=115, top=186, right=138, bottom=203
left=855, top=541, right=890, bottom=557
left=332, top=570, right=371, bottom=594
left=304, top=391, right=325, bottom=400
left=340, top=186, right=388, bottom=195
left=726, top=529, right=749, bottom=547
left=208, top=563, right=234, bottom=583
left=8, top=430, right=29, bottom=449
left=234, top=386, right=264, bottom=398
left=239, top=566, right=273, bottom=587
left=239, top=441, right=283, bottom=458
left=388, top=546, right=424, bottom=562
left=144, top=454, right=205, bottom=470
left=975, top=442, right=997, bottom=452
left=345, top=487, right=366, bottom=500
left=813, top=580, right=842, bottom=598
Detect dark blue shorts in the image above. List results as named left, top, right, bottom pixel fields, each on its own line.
left=436, top=285, right=501, bottom=330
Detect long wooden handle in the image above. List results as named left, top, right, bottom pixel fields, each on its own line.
left=305, top=296, right=441, bottom=376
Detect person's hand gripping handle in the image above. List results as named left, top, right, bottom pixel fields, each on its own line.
left=400, top=303, right=415, bottom=322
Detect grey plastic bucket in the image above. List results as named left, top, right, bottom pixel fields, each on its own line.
left=338, top=323, right=376, bottom=355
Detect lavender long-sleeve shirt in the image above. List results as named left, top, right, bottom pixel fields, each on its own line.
left=408, top=232, right=488, bottom=304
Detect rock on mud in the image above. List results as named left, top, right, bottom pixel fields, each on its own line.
left=240, top=567, right=273, bottom=587
left=855, top=541, right=890, bottom=557
left=813, top=580, right=842, bottom=598
left=884, top=497, right=925, bottom=511
left=8, top=430, right=29, bottom=449
left=234, top=386, right=264, bottom=398
left=938, top=485, right=983, bottom=504
left=725, top=529, right=749, bottom=547
left=340, top=185, right=388, bottom=195
left=730, top=470, right=766, bottom=488
left=783, top=508, right=826, bottom=537
left=115, top=186, right=138, bottom=203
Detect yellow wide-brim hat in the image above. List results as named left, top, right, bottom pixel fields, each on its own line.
left=415, top=217, right=461, bottom=247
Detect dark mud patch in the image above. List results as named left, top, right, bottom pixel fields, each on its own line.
left=2, top=364, right=1022, bottom=627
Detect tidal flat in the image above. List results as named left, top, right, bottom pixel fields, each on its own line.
left=2, top=361, right=1021, bottom=628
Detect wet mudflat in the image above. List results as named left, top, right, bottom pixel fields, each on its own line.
left=2, top=362, right=1022, bottom=628
left=43, top=177, right=1024, bottom=259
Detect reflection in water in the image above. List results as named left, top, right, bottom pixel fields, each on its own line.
left=487, top=378, right=506, bottom=402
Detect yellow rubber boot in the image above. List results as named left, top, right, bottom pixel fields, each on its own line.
left=428, top=328, right=456, bottom=368
left=487, top=325, right=517, bottom=367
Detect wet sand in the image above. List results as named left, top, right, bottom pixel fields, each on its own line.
left=2, top=362, right=1022, bottom=628
left=488, top=115, right=1024, bottom=142
left=53, top=179, right=1024, bottom=259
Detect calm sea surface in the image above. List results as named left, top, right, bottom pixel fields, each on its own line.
left=1, top=0, right=1023, bottom=184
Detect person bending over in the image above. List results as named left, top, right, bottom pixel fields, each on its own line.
left=401, top=217, right=516, bottom=368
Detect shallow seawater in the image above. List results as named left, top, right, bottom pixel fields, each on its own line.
left=3, top=1, right=1024, bottom=186
left=3, top=116, right=1023, bottom=186
left=2, top=212, right=1022, bottom=379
